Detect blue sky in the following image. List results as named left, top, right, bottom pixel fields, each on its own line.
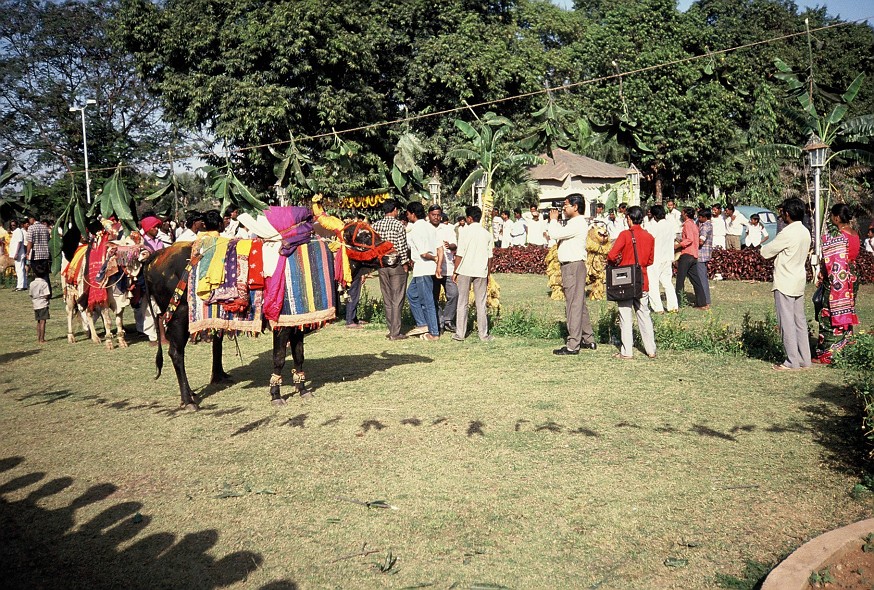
left=552, top=0, right=872, bottom=23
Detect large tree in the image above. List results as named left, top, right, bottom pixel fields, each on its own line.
left=0, top=0, right=168, bottom=182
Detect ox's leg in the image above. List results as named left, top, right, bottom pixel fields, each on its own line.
left=100, top=307, right=114, bottom=350
left=289, top=329, right=308, bottom=398
left=210, top=332, right=230, bottom=383
left=166, top=317, right=197, bottom=410
left=66, top=292, right=77, bottom=344
left=115, top=300, right=128, bottom=349
left=269, top=328, right=291, bottom=406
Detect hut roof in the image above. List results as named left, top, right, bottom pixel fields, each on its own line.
left=529, top=148, right=629, bottom=182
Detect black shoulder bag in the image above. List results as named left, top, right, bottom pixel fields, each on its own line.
left=606, top=230, right=644, bottom=301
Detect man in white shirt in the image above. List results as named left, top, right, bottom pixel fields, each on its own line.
left=452, top=205, right=495, bottom=342
left=526, top=208, right=548, bottom=247
left=176, top=212, right=205, bottom=242
left=760, top=198, right=812, bottom=370
left=665, top=199, right=682, bottom=237
left=546, top=194, right=597, bottom=355
left=710, top=203, right=727, bottom=249
left=508, top=208, right=527, bottom=246
left=724, top=204, right=747, bottom=250
left=8, top=219, right=29, bottom=291
left=644, top=204, right=680, bottom=313
left=429, top=205, right=459, bottom=332
left=405, top=201, right=442, bottom=340
left=744, top=214, right=769, bottom=248
left=865, top=226, right=874, bottom=253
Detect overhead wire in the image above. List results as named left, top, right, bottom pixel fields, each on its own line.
left=68, top=15, right=873, bottom=179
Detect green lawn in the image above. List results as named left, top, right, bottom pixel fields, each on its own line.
left=0, top=276, right=872, bottom=589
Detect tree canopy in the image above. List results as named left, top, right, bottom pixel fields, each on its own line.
left=1, top=0, right=871, bottom=217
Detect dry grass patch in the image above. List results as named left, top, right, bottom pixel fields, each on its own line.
left=0, top=278, right=872, bottom=589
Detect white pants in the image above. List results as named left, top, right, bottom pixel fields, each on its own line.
left=14, top=258, right=28, bottom=290
left=647, top=259, right=678, bottom=312
left=135, top=297, right=159, bottom=341
left=618, top=293, right=657, bottom=358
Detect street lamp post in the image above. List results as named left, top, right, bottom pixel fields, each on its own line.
left=428, top=173, right=441, bottom=206
left=69, top=99, right=97, bottom=204
left=626, top=164, right=640, bottom=205
left=803, top=133, right=829, bottom=263
left=473, top=172, right=487, bottom=209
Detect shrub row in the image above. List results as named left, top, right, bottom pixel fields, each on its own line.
left=491, top=245, right=874, bottom=284
left=492, top=245, right=548, bottom=274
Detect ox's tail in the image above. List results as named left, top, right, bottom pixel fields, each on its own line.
left=142, top=270, right=163, bottom=380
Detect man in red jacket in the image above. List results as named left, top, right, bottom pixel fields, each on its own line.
left=607, top=205, right=657, bottom=360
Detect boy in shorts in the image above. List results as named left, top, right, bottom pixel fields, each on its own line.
left=29, top=261, right=51, bottom=344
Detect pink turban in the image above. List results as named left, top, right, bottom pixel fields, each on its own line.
left=140, top=216, right=162, bottom=233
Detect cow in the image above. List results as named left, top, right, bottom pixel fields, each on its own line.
left=144, top=209, right=397, bottom=411
left=60, top=224, right=146, bottom=348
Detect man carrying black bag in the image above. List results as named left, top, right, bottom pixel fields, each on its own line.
left=607, top=206, right=657, bottom=360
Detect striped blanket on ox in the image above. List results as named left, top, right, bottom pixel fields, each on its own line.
left=265, top=238, right=336, bottom=329
left=187, top=237, right=334, bottom=332
left=188, top=270, right=265, bottom=333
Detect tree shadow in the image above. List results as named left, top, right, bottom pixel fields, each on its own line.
left=0, top=457, right=296, bottom=589
left=0, top=350, right=40, bottom=364
left=803, top=380, right=871, bottom=474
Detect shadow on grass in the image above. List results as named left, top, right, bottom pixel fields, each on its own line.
left=0, top=455, right=296, bottom=590
left=224, top=349, right=435, bottom=392
left=0, top=349, right=40, bottom=364
left=802, top=380, right=871, bottom=474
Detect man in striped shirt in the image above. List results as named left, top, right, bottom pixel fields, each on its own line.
left=372, top=199, right=411, bottom=340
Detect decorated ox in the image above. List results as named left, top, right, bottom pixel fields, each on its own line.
left=144, top=208, right=397, bottom=410
left=59, top=222, right=148, bottom=347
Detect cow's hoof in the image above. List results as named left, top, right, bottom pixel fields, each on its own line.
left=210, top=372, right=232, bottom=384
left=104, top=340, right=114, bottom=351
left=271, top=397, right=287, bottom=407
left=184, top=403, right=199, bottom=412
left=118, top=339, right=128, bottom=349
left=67, top=334, right=75, bottom=344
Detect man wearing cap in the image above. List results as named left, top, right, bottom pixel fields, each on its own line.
left=141, top=216, right=165, bottom=252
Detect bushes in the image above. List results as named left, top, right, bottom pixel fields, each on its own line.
left=492, top=245, right=548, bottom=274
left=833, top=334, right=874, bottom=453
left=707, top=248, right=874, bottom=284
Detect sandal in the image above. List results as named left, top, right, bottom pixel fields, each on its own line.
left=612, top=353, right=633, bottom=360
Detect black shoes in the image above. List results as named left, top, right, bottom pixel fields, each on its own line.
left=553, top=342, right=596, bottom=355
left=553, top=347, right=579, bottom=356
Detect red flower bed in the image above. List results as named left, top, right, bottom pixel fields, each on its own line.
left=707, top=248, right=874, bottom=284
left=492, top=245, right=548, bottom=274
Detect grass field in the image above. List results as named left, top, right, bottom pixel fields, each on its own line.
left=1, top=275, right=873, bottom=589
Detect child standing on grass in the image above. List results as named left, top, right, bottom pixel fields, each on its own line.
left=29, top=261, right=51, bottom=344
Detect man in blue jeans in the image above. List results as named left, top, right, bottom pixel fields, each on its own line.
left=405, top=201, right=443, bottom=341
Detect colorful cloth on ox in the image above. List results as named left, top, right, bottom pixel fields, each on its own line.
left=815, top=228, right=859, bottom=364
left=188, top=266, right=264, bottom=333
left=264, top=206, right=314, bottom=257
left=63, top=244, right=88, bottom=286
left=265, top=238, right=336, bottom=328
left=86, top=235, right=111, bottom=311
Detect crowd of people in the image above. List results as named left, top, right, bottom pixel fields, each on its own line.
left=0, top=195, right=868, bottom=367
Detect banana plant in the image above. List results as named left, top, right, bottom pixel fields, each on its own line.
left=143, top=168, right=188, bottom=218
left=518, top=96, right=573, bottom=159
left=88, top=165, right=138, bottom=231
left=447, top=112, right=544, bottom=230
left=202, top=162, right=268, bottom=216
left=389, top=132, right=428, bottom=200
left=752, top=58, right=874, bottom=166
left=269, top=134, right=321, bottom=201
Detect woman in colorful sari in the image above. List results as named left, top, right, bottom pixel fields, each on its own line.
left=814, top=203, right=860, bottom=364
